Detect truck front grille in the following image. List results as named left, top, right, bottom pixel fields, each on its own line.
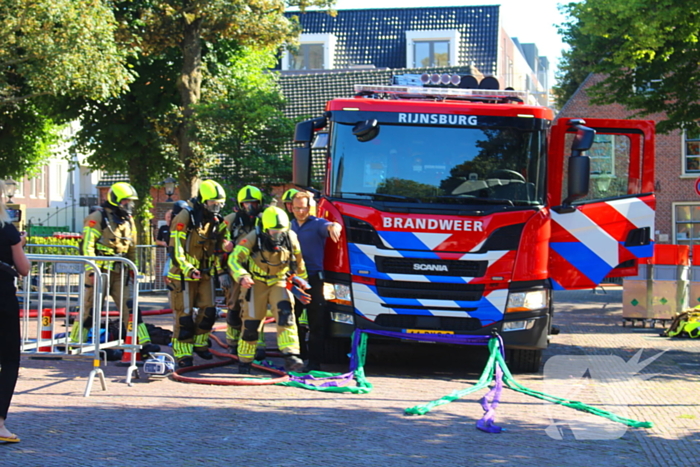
left=375, top=279, right=483, bottom=301
left=375, top=256, right=486, bottom=277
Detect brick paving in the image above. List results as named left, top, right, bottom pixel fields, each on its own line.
left=2, top=288, right=698, bottom=466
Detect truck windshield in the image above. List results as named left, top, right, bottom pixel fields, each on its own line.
left=330, top=122, right=546, bottom=206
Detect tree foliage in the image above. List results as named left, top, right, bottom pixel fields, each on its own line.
left=114, top=0, right=335, bottom=199
left=0, top=0, right=134, bottom=178
left=0, top=101, right=58, bottom=178
left=198, top=45, right=296, bottom=194
left=0, top=0, right=132, bottom=106
left=70, top=50, right=183, bottom=243
left=555, top=0, right=700, bottom=133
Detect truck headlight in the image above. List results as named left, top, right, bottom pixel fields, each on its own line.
left=326, top=283, right=351, bottom=306
left=330, top=312, right=354, bottom=325
left=502, top=319, right=536, bottom=332
left=506, top=290, right=548, bottom=313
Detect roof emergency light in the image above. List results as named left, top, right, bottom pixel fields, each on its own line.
left=354, top=84, right=530, bottom=103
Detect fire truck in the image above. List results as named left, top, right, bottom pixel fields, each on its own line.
left=291, top=74, right=655, bottom=372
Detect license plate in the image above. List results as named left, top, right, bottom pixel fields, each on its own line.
left=405, top=329, right=454, bottom=335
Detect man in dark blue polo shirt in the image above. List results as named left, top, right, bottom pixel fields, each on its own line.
left=290, top=191, right=342, bottom=371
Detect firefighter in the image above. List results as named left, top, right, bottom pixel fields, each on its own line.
left=220, top=185, right=266, bottom=357
left=168, top=180, right=230, bottom=368
left=72, top=182, right=158, bottom=358
left=228, top=206, right=308, bottom=374
left=281, top=188, right=299, bottom=218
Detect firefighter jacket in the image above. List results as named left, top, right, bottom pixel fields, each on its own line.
left=221, top=211, right=259, bottom=274
left=168, top=202, right=226, bottom=281
left=82, top=205, right=136, bottom=271
left=229, top=230, right=307, bottom=286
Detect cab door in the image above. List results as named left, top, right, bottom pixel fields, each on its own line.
left=548, top=118, right=655, bottom=290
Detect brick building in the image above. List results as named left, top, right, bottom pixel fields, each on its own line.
left=556, top=73, right=698, bottom=248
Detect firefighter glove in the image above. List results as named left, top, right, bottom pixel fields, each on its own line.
left=287, top=281, right=311, bottom=305
left=289, top=274, right=311, bottom=290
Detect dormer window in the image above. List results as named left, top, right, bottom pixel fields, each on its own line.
left=406, top=30, right=460, bottom=68
left=282, top=34, right=336, bottom=71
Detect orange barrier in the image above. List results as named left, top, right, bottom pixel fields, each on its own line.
left=651, top=244, right=689, bottom=266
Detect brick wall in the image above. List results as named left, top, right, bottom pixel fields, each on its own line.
left=556, top=73, right=696, bottom=244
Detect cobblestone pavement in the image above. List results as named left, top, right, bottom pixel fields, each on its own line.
left=2, top=288, right=698, bottom=466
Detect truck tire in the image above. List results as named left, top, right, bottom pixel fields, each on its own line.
left=506, top=348, right=542, bottom=373
left=322, top=337, right=350, bottom=364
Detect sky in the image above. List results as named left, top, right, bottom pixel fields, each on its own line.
left=324, top=0, right=575, bottom=85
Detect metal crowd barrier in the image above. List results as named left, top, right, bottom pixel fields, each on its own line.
left=135, top=244, right=168, bottom=293
left=20, top=254, right=143, bottom=396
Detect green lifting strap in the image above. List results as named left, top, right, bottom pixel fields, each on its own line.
left=276, top=331, right=373, bottom=394
left=405, top=339, right=654, bottom=429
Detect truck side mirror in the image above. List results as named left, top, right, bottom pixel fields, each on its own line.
left=560, top=119, right=596, bottom=208
left=293, top=116, right=328, bottom=187
left=353, top=119, right=379, bottom=142
left=569, top=118, right=596, bottom=157
left=293, top=147, right=311, bottom=187
left=563, top=156, right=591, bottom=206
left=294, top=116, right=328, bottom=143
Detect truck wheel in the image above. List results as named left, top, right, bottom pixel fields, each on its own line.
left=506, top=348, right=542, bottom=373
left=322, top=337, right=350, bottom=364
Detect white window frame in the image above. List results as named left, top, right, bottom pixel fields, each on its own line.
left=282, top=33, right=336, bottom=71
left=681, top=127, right=700, bottom=177
left=672, top=202, right=700, bottom=247
left=406, top=30, right=460, bottom=68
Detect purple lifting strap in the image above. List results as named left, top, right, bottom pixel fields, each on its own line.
left=477, top=364, right=504, bottom=433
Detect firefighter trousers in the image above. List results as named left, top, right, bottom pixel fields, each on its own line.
left=169, top=278, right=217, bottom=361
left=238, top=280, right=300, bottom=364
left=223, top=281, right=265, bottom=352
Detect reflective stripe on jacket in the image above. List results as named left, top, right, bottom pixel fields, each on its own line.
left=228, top=230, right=307, bottom=286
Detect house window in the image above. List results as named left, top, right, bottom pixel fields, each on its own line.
left=282, top=34, right=335, bottom=71
left=413, top=40, right=449, bottom=68
left=406, top=30, right=460, bottom=69
left=674, top=203, right=700, bottom=248
left=289, top=44, right=325, bottom=70
left=684, top=125, right=700, bottom=174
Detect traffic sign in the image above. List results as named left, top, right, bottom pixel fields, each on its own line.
left=695, top=177, right=700, bottom=196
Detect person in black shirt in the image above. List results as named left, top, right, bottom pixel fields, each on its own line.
left=156, top=209, right=172, bottom=278
left=155, top=209, right=172, bottom=247
left=0, top=180, right=30, bottom=443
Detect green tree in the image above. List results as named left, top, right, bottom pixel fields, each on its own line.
left=556, top=0, right=700, bottom=133
left=0, top=0, right=132, bottom=105
left=0, top=101, right=58, bottom=178
left=198, top=45, right=296, bottom=194
left=0, top=0, right=134, bottom=177
left=116, top=0, right=335, bottom=199
left=70, top=51, right=183, bottom=243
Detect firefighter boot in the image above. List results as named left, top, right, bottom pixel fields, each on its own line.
left=238, top=361, right=252, bottom=375
left=284, top=354, right=304, bottom=372
left=194, top=333, right=213, bottom=360
left=254, top=332, right=266, bottom=361
left=178, top=357, right=194, bottom=368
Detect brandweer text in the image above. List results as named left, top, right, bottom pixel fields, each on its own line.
left=383, top=217, right=483, bottom=231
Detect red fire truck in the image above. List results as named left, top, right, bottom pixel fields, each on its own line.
left=292, top=76, right=655, bottom=372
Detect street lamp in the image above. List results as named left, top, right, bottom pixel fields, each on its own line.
left=163, top=176, right=177, bottom=202
left=4, top=178, right=17, bottom=202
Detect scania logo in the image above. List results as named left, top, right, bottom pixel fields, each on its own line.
left=413, top=263, right=448, bottom=272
